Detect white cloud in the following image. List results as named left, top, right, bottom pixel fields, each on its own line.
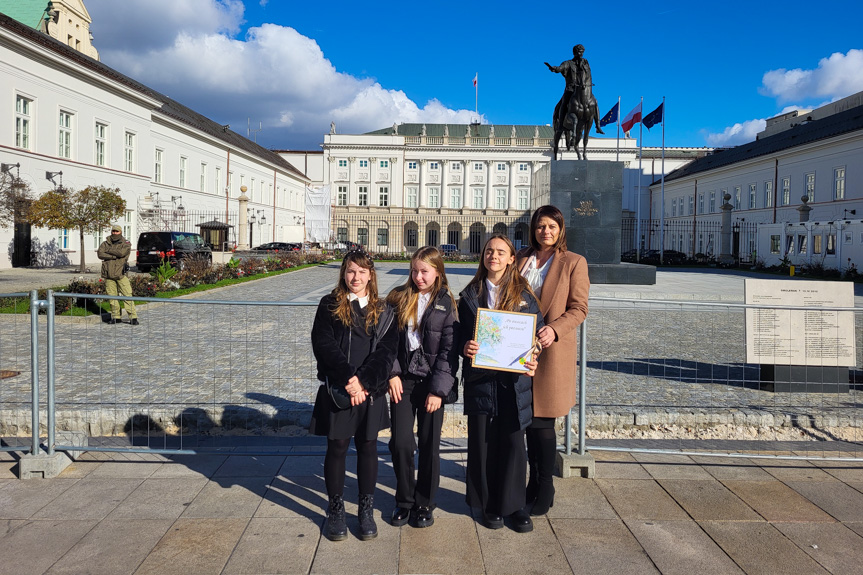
left=759, top=49, right=863, bottom=103
left=86, top=0, right=475, bottom=148
left=705, top=119, right=766, bottom=147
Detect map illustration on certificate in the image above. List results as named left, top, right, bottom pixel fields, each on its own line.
left=472, top=308, right=537, bottom=374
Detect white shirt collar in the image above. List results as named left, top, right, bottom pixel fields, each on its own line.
left=348, top=292, right=369, bottom=308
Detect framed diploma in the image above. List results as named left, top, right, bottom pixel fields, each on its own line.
left=471, top=308, right=538, bottom=374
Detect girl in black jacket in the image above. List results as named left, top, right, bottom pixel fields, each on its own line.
left=310, top=249, right=398, bottom=542
left=459, top=234, right=543, bottom=533
left=386, top=246, right=458, bottom=529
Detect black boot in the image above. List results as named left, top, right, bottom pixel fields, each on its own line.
left=325, top=495, right=347, bottom=541
left=358, top=494, right=378, bottom=540
left=530, top=430, right=557, bottom=516
left=526, top=428, right=539, bottom=506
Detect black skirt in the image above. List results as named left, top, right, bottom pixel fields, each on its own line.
left=309, top=384, right=390, bottom=441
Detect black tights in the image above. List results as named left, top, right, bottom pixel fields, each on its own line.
left=324, top=437, right=378, bottom=497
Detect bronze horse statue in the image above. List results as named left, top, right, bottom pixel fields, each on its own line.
left=546, top=44, right=604, bottom=160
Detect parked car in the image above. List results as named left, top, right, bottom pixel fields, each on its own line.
left=640, top=249, right=688, bottom=265
left=136, top=231, right=212, bottom=272
left=439, top=243, right=459, bottom=255
left=252, top=242, right=293, bottom=252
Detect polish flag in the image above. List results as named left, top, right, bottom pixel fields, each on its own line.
left=473, top=73, right=477, bottom=87
left=621, top=102, right=642, bottom=133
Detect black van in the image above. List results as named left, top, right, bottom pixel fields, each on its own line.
left=136, top=231, right=212, bottom=272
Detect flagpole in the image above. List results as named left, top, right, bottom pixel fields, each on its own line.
left=636, top=96, right=643, bottom=262
left=660, top=96, right=666, bottom=265
left=616, top=96, right=620, bottom=162
left=475, top=73, right=478, bottom=119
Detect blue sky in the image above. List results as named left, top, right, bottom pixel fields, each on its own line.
left=86, top=0, right=863, bottom=151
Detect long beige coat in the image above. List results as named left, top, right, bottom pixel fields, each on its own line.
left=517, top=248, right=590, bottom=418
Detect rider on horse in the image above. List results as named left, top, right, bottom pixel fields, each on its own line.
left=546, top=44, right=604, bottom=157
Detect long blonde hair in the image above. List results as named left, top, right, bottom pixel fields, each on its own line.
left=387, top=246, right=456, bottom=329
left=330, top=250, right=382, bottom=332
left=466, top=234, right=536, bottom=312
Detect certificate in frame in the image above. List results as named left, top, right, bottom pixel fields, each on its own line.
left=471, top=307, right=537, bottom=374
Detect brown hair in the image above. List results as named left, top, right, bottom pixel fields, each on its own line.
left=387, top=246, right=456, bottom=329
left=528, top=205, right=568, bottom=252
left=330, top=249, right=382, bottom=332
left=466, top=234, right=536, bottom=312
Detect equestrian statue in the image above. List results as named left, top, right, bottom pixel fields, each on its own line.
left=545, top=44, right=604, bottom=160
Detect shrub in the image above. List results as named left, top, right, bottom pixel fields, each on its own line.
left=129, top=274, right=159, bottom=297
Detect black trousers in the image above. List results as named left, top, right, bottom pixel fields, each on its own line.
left=466, top=384, right=526, bottom=517
left=389, top=376, right=444, bottom=508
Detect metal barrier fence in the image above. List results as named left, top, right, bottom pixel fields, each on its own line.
left=2, top=289, right=862, bottom=475
left=622, top=218, right=759, bottom=263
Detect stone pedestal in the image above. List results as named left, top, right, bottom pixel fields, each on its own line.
left=532, top=160, right=655, bottom=284
left=557, top=451, right=595, bottom=479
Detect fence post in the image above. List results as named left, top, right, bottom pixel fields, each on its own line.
left=18, top=290, right=77, bottom=479
left=557, top=320, right=595, bottom=478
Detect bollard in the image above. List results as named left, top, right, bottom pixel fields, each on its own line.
left=790, top=265, right=795, bottom=276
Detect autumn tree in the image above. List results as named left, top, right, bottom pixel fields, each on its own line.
left=28, top=185, right=127, bottom=273
left=0, top=173, right=34, bottom=230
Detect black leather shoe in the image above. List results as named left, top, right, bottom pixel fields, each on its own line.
left=482, top=512, right=504, bottom=530
left=107, top=318, right=121, bottom=325
left=508, top=509, right=533, bottom=533
left=130, top=318, right=140, bottom=325
left=391, top=506, right=411, bottom=527
left=413, top=506, right=434, bottom=528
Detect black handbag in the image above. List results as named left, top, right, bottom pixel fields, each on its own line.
left=325, top=377, right=352, bottom=410
left=443, top=380, right=458, bottom=405
left=409, top=346, right=458, bottom=404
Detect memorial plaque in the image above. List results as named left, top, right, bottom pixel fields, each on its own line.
left=744, top=279, right=855, bottom=367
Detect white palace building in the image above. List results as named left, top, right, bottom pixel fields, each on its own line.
left=282, top=125, right=710, bottom=254
left=0, top=1, right=309, bottom=270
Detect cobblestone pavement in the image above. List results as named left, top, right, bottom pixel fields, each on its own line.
left=1, top=264, right=861, bottom=452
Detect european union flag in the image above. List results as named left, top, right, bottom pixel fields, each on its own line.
left=643, top=103, right=664, bottom=130
left=599, top=102, right=619, bottom=127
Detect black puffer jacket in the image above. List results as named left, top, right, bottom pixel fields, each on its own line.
left=312, top=293, right=398, bottom=398
left=390, top=289, right=458, bottom=399
left=457, top=283, right=544, bottom=431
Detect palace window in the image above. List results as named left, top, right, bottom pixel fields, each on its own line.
left=764, top=181, right=773, bottom=207
left=377, top=228, right=388, bottom=246
left=474, top=163, right=484, bottom=171
left=805, top=173, right=815, bottom=202
left=357, top=227, right=368, bottom=245
left=709, top=191, right=716, bottom=213
left=688, top=195, right=694, bottom=215
left=749, top=183, right=756, bottom=209
left=698, top=193, right=704, bottom=214
left=58, top=110, right=73, bottom=158
left=154, top=149, right=163, bottom=183
left=495, top=188, right=506, bottom=209
left=379, top=160, right=389, bottom=168
left=336, top=227, right=348, bottom=242
left=429, top=162, right=439, bottom=170
left=358, top=186, right=369, bottom=206
left=406, top=186, right=418, bottom=208
left=180, top=156, right=187, bottom=188
left=833, top=168, right=845, bottom=200
left=781, top=177, right=790, bottom=205
left=518, top=189, right=529, bottom=210
left=200, top=162, right=207, bottom=192
left=338, top=159, right=347, bottom=168
left=378, top=186, right=389, bottom=207
left=734, top=186, right=741, bottom=209
left=124, top=131, right=135, bottom=171
left=337, top=185, right=348, bottom=206
left=359, top=160, right=368, bottom=168
left=497, top=163, right=506, bottom=171
left=472, top=188, right=484, bottom=209
left=407, top=161, right=417, bottom=170
left=450, top=187, right=462, bottom=209
left=15, top=95, right=32, bottom=149
left=519, top=163, right=529, bottom=172
left=95, top=122, right=107, bottom=167
left=428, top=186, right=440, bottom=208
left=451, top=162, right=461, bottom=171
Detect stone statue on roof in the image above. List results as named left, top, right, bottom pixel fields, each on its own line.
left=511, top=125, right=517, bottom=138
left=330, top=121, right=336, bottom=134
left=421, top=124, right=427, bottom=136
left=545, top=43, right=604, bottom=159
left=444, top=125, right=449, bottom=137
left=489, top=125, right=495, bottom=138
left=393, top=123, right=398, bottom=135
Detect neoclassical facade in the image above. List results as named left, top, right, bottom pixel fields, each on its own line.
left=284, top=124, right=710, bottom=254
left=0, top=9, right=308, bottom=269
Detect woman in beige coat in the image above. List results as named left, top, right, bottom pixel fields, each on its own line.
left=516, top=205, right=590, bottom=515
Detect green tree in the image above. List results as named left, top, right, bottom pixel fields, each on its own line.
left=28, top=185, right=127, bottom=273
left=0, top=174, right=34, bottom=230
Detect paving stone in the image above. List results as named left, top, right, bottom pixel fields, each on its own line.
left=659, top=479, right=761, bottom=521
left=0, top=519, right=97, bottom=575
left=595, top=460, right=652, bottom=479
left=690, top=456, right=774, bottom=481
left=845, top=521, right=863, bottom=537
left=547, top=476, right=618, bottom=520
left=222, top=517, right=319, bottom=575
left=784, top=480, right=863, bottom=522
left=0, top=461, right=16, bottom=479
left=625, top=519, right=743, bottom=575
left=256, top=475, right=328, bottom=520
left=57, top=460, right=102, bottom=478
left=0, top=478, right=77, bottom=519
left=106, top=477, right=208, bottom=520
left=399, top=515, right=484, bottom=574
left=133, top=517, right=248, bottom=575
left=596, top=478, right=689, bottom=520
left=84, top=460, right=161, bottom=479
left=700, top=520, right=830, bottom=575
left=633, top=453, right=714, bottom=481
left=147, top=454, right=228, bottom=478
left=44, top=519, right=172, bottom=575
left=276, top=454, right=324, bottom=477
left=181, top=476, right=270, bottom=519
left=552, top=518, right=659, bottom=575
left=213, top=454, right=286, bottom=477
left=32, top=478, right=143, bottom=520
left=309, top=511, right=399, bottom=575
left=773, top=521, right=863, bottom=575
left=819, top=464, right=863, bottom=483
left=761, top=460, right=835, bottom=482
left=721, top=480, right=835, bottom=522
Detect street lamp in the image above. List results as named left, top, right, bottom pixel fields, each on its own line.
left=45, top=170, right=64, bottom=191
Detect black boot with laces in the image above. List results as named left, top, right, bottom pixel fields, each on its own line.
left=358, top=494, right=378, bottom=540
left=325, top=495, right=347, bottom=541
